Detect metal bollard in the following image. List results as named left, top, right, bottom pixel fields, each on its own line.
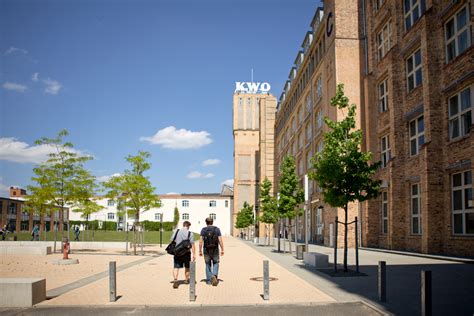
left=189, top=261, right=196, bottom=302
left=263, top=260, right=269, bottom=300
left=421, top=270, right=432, bottom=316
left=378, top=261, right=386, bottom=302
left=109, top=261, right=117, bottom=302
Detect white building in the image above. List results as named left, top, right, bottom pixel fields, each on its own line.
left=69, top=185, right=234, bottom=236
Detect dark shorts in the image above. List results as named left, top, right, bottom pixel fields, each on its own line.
left=174, top=253, right=191, bottom=269
left=204, top=248, right=219, bottom=264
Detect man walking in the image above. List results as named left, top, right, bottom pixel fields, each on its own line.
left=199, top=217, right=224, bottom=286
left=171, top=221, right=195, bottom=289
left=31, top=224, right=40, bottom=241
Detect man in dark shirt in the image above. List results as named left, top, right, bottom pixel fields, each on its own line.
left=199, top=217, right=224, bottom=286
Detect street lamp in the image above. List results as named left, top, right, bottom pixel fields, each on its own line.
left=277, top=193, right=281, bottom=253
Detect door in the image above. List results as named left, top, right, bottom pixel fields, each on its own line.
left=316, top=207, right=324, bottom=244
left=329, top=223, right=334, bottom=248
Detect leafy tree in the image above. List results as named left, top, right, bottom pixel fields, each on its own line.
left=103, top=151, right=161, bottom=254
left=29, top=129, right=97, bottom=249
left=173, top=207, right=179, bottom=228
left=24, top=185, right=52, bottom=238
left=235, top=202, right=254, bottom=239
left=258, top=177, right=278, bottom=245
left=277, top=156, right=304, bottom=253
left=310, top=84, right=381, bottom=272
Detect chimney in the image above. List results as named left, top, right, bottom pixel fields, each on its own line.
left=9, top=187, right=27, bottom=198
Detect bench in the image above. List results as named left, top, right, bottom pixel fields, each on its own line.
left=0, top=278, right=46, bottom=307
left=0, top=245, right=52, bottom=255
left=303, top=252, right=329, bottom=269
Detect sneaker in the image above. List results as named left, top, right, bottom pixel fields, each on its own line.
left=211, top=275, right=218, bottom=286
left=173, top=280, right=179, bottom=289
left=184, top=279, right=190, bottom=285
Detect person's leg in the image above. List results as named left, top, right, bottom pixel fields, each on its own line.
left=173, top=256, right=181, bottom=288
left=204, top=252, right=212, bottom=284
left=210, top=251, right=220, bottom=286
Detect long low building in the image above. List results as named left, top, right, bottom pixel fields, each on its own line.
left=1, top=185, right=234, bottom=236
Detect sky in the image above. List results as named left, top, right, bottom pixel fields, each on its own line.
left=0, top=0, right=321, bottom=197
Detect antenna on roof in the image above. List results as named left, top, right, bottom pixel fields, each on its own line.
left=251, top=68, right=254, bottom=83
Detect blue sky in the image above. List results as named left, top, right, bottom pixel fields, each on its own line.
left=0, top=0, right=320, bottom=196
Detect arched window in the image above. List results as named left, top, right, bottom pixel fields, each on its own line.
left=182, top=200, right=189, bottom=207
left=182, top=213, right=189, bottom=220
left=209, top=213, right=216, bottom=220
left=209, top=200, right=216, bottom=207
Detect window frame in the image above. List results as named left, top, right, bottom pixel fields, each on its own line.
left=406, top=48, right=423, bottom=92
left=404, top=0, right=424, bottom=31
left=409, top=115, right=425, bottom=156
left=182, top=200, right=189, bottom=207
left=411, top=183, right=422, bottom=235
left=449, top=86, right=472, bottom=140
left=452, top=171, right=473, bottom=235
left=209, top=200, right=217, bottom=207
left=209, top=213, right=216, bottom=220
left=377, top=20, right=392, bottom=61
left=155, top=213, right=162, bottom=221
left=381, top=134, right=391, bottom=168
left=107, top=199, right=115, bottom=206
left=373, top=0, right=385, bottom=13
left=445, top=4, right=471, bottom=63
left=107, top=212, right=115, bottom=220
left=379, top=78, right=389, bottom=113
left=182, top=213, right=189, bottom=220
left=382, top=191, right=388, bottom=234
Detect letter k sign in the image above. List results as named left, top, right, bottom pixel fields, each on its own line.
left=235, top=82, right=246, bottom=92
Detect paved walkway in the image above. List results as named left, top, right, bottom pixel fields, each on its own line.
left=248, top=239, right=474, bottom=316
left=37, top=237, right=335, bottom=306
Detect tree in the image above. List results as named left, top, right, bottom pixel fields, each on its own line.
left=24, top=185, right=52, bottom=239
left=310, top=84, right=381, bottom=272
left=29, top=129, right=97, bottom=250
left=173, top=206, right=179, bottom=228
left=103, top=151, right=161, bottom=254
left=235, top=202, right=254, bottom=240
left=277, top=156, right=304, bottom=254
left=258, top=177, right=278, bottom=245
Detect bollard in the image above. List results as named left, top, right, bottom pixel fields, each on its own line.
left=378, top=261, right=386, bottom=302
left=334, top=216, right=338, bottom=273
left=421, top=270, right=432, bottom=316
left=355, top=217, right=359, bottom=273
left=109, top=261, right=117, bottom=302
left=263, top=260, right=269, bottom=300
left=189, top=261, right=196, bottom=302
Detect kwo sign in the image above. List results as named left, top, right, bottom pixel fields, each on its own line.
left=235, top=82, right=271, bottom=94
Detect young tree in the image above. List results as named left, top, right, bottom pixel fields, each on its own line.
left=173, top=207, right=179, bottom=228
left=277, top=156, right=304, bottom=254
left=235, top=202, right=254, bottom=240
left=24, top=185, right=52, bottom=239
left=29, top=129, right=97, bottom=250
left=258, top=177, right=278, bottom=246
left=103, top=151, right=161, bottom=254
left=310, top=84, right=381, bottom=272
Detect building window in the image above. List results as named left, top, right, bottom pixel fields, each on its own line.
left=406, top=49, right=422, bottom=92
left=306, top=150, right=313, bottom=170
left=298, top=106, right=304, bottom=123
left=182, top=200, right=189, bottom=207
left=305, top=94, right=311, bottom=112
left=382, top=191, right=388, bottom=234
left=155, top=213, right=161, bottom=221
left=209, top=213, right=216, bottom=220
left=182, top=213, right=189, bottom=220
left=292, top=141, right=297, bottom=155
left=107, top=200, right=115, bottom=206
left=373, top=0, right=385, bottom=12
left=316, top=77, right=322, bottom=99
left=317, top=141, right=324, bottom=154
left=316, top=109, right=323, bottom=129
left=298, top=132, right=304, bottom=149
left=291, top=117, right=296, bottom=133
left=452, top=171, right=473, bottom=235
left=449, top=87, right=472, bottom=140
left=298, top=158, right=304, bottom=175
left=209, top=200, right=217, bottom=207
left=409, top=115, right=425, bottom=156
left=404, top=0, right=424, bottom=30
left=225, top=200, right=229, bottom=208
left=306, top=123, right=312, bottom=142
left=377, top=20, right=392, bottom=60
left=381, top=135, right=391, bottom=168
left=445, top=5, right=471, bottom=63
left=107, top=213, right=115, bottom=220
left=379, top=79, right=389, bottom=113
left=411, top=183, right=422, bottom=235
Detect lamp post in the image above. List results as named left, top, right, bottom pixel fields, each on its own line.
left=277, top=193, right=281, bottom=253
left=304, top=174, right=309, bottom=253
left=160, top=213, right=163, bottom=248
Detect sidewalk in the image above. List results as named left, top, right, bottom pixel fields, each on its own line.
left=247, top=239, right=474, bottom=316
left=36, top=237, right=335, bottom=306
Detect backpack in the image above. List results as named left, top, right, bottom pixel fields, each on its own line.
left=174, top=231, right=192, bottom=257
left=165, top=229, right=179, bottom=255
left=203, top=227, right=219, bottom=251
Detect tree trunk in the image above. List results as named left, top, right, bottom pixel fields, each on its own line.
left=288, top=221, right=293, bottom=254
left=344, top=204, right=348, bottom=272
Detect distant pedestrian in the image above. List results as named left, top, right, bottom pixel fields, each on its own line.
left=199, top=217, right=224, bottom=286
left=170, top=221, right=195, bottom=289
left=31, top=224, right=40, bottom=241
left=0, top=226, right=4, bottom=240
left=74, top=225, right=80, bottom=241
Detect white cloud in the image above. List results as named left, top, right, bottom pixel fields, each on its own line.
left=221, top=179, right=234, bottom=187
left=0, top=178, right=10, bottom=196
left=187, top=171, right=215, bottom=179
left=0, top=137, right=83, bottom=164
left=3, top=82, right=27, bottom=92
left=31, top=73, right=39, bottom=82
left=202, top=159, right=221, bottom=167
left=97, top=173, right=121, bottom=182
left=4, top=47, right=28, bottom=55
left=165, top=192, right=180, bottom=195
left=140, top=126, right=212, bottom=149
left=43, top=78, right=62, bottom=95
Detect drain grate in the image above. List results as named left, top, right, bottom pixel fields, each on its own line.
left=249, top=277, right=278, bottom=282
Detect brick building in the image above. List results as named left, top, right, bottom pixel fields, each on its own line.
left=361, top=0, right=473, bottom=257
